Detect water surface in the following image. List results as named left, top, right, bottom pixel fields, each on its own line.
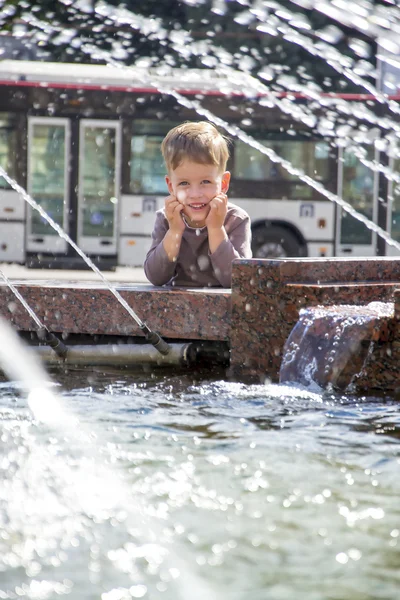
left=0, top=366, right=399, bottom=600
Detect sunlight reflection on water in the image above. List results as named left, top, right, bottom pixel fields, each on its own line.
left=1, top=368, right=400, bottom=600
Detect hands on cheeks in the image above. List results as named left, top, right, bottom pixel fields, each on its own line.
left=205, top=192, right=228, bottom=230
left=165, top=194, right=185, bottom=234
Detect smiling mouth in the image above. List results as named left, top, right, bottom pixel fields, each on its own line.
left=189, top=203, right=207, bottom=210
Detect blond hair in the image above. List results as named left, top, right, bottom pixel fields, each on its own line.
left=161, top=121, right=230, bottom=173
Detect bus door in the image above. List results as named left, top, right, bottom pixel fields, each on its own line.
left=335, top=146, right=378, bottom=256
left=77, top=120, right=121, bottom=256
left=385, top=151, right=400, bottom=256
left=27, top=117, right=70, bottom=253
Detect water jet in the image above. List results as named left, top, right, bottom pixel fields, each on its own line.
left=1, top=3, right=400, bottom=599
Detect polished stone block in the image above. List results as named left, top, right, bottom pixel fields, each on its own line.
left=0, top=281, right=231, bottom=341
left=230, top=258, right=400, bottom=384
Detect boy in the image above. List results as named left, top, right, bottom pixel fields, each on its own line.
left=144, top=121, right=252, bottom=287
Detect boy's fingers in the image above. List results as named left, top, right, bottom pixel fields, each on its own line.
left=212, top=197, right=225, bottom=211
left=167, top=198, right=181, bottom=211
left=169, top=203, right=183, bottom=217
left=212, top=193, right=227, bottom=206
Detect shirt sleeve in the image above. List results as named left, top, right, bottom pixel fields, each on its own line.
left=144, top=212, right=177, bottom=286
left=210, top=213, right=252, bottom=287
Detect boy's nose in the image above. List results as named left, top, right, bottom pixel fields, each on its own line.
left=187, top=185, right=201, bottom=199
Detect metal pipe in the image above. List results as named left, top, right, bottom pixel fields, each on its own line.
left=0, top=269, right=68, bottom=359
left=34, top=343, right=191, bottom=367
left=36, top=327, right=69, bottom=360
left=139, top=323, right=171, bottom=355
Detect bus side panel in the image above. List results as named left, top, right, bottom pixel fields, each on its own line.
left=0, top=190, right=26, bottom=263
left=385, top=246, right=400, bottom=257
left=118, top=236, right=153, bottom=268
left=0, top=223, right=25, bottom=263
left=0, top=190, right=25, bottom=220
left=233, top=198, right=335, bottom=243
left=117, top=196, right=337, bottom=265
left=118, top=194, right=164, bottom=267
left=307, top=242, right=334, bottom=257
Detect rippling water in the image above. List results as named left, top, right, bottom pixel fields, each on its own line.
left=1, top=366, right=399, bottom=600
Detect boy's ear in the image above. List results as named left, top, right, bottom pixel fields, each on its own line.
left=221, top=171, right=231, bottom=193
left=165, top=175, right=173, bottom=194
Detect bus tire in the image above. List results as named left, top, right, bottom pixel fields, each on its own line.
left=251, top=225, right=303, bottom=258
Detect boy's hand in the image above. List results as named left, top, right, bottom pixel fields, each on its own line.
left=165, top=194, right=185, bottom=234
left=205, top=193, right=228, bottom=231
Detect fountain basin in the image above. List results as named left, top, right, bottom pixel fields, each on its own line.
left=2, top=257, right=400, bottom=391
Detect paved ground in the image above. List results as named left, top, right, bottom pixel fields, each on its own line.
left=0, top=263, right=149, bottom=283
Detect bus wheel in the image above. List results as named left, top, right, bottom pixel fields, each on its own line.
left=251, top=226, right=302, bottom=258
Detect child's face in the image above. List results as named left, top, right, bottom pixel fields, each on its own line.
left=165, top=159, right=230, bottom=227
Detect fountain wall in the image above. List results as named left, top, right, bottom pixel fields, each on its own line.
left=2, top=258, right=400, bottom=392
left=230, top=258, right=400, bottom=390
left=0, top=281, right=231, bottom=341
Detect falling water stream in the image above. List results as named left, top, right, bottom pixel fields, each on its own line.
left=279, top=302, right=395, bottom=390
left=1, top=1, right=400, bottom=598
left=0, top=268, right=43, bottom=330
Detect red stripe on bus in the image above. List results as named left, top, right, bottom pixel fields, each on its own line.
left=0, top=78, right=399, bottom=101
left=0, top=79, right=246, bottom=96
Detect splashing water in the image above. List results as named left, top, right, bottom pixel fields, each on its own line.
left=1, top=4, right=400, bottom=598
left=0, top=268, right=43, bottom=330
left=21, top=6, right=400, bottom=254
left=0, top=317, right=74, bottom=426
left=0, top=166, right=147, bottom=330
left=2, top=349, right=400, bottom=599
left=0, top=317, right=222, bottom=600
left=279, top=302, right=394, bottom=389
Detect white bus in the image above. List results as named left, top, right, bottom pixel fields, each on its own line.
left=0, top=59, right=398, bottom=269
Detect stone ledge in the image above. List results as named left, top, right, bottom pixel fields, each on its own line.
left=0, top=282, right=231, bottom=341
left=234, top=257, right=400, bottom=287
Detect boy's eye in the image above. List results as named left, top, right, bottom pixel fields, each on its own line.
left=202, top=180, right=212, bottom=184
left=178, top=181, right=188, bottom=186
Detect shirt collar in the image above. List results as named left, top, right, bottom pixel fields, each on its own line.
left=181, top=214, right=207, bottom=231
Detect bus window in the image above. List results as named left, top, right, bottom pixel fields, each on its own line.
left=29, top=122, right=67, bottom=235
left=340, top=148, right=374, bottom=245
left=129, top=120, right=178, bottom=195
left=0, top=113, right=17, bottom=188
left=130, top=135, right=167, bottom=194
left=233, top=139, right=329, bottom=199
left=80, top=125, right=117, bottom=238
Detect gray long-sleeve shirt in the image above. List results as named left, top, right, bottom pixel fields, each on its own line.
left=144, top=202, right=252, bottom=287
